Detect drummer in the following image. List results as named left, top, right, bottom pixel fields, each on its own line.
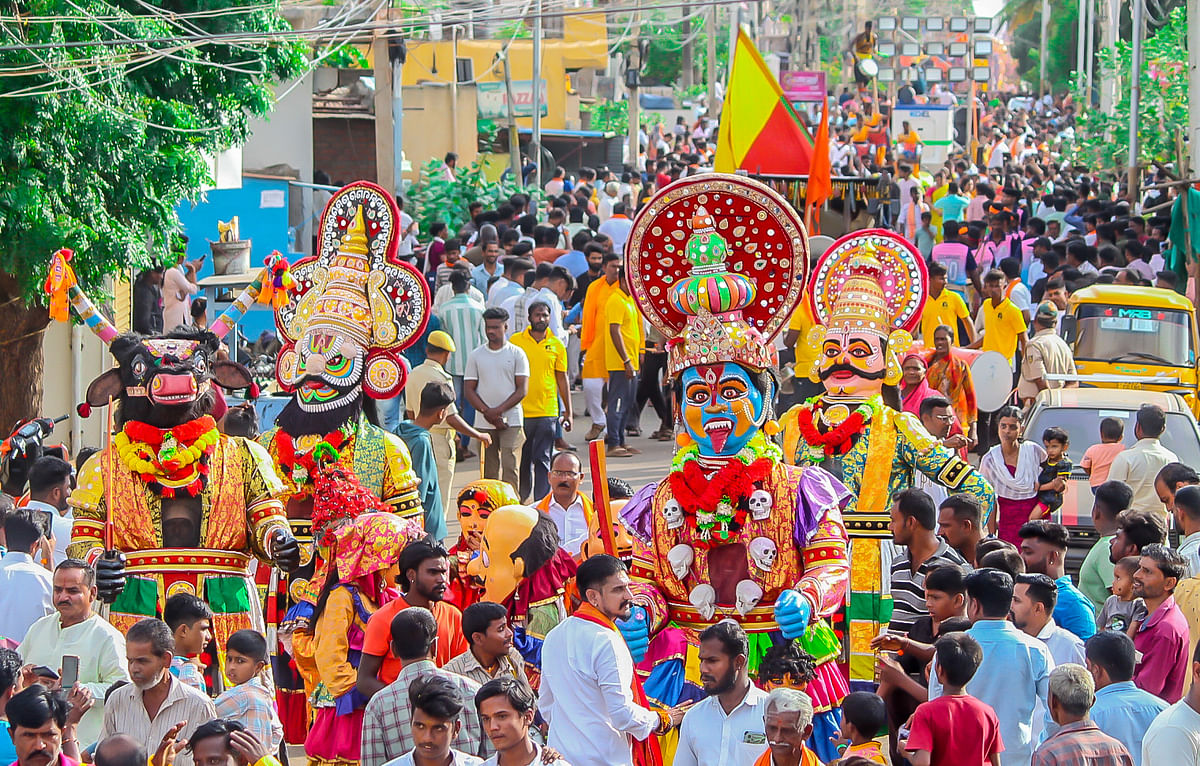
left=849, top=21, right=877, bottom=88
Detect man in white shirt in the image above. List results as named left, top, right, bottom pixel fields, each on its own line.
left=1173, top=486, right=1200, bottom=576
left=540, top=555, right=683, bottom=766
left=476, top=677, right=568, bottom=766
left=162, top=256, right=201, bottom=331
left=397, top=198, right=418, bottom=260
left=465, top=308, right=530, bottom=489
left=0, top=508, right=53, bottom=643
left=597, top=203, right=634, bottom=257
left=674, top=621, right=768, bottom=766
left=100, top=618, right=216, bottom=766
left=1142, top=644, right=1200, bottom=766
left=1109, top=405, right=1179, bottom=516
left=487, top=258, right=534, bottom=311
left=383, top=675, right=483, bottom=766
left=18, top=560, right=129, bottom=747
left=535, top=452, right=592, bottom=556
left=26, top=456, right=74, bottom=566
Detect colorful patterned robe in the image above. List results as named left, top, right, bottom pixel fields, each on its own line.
left=781, top=402, right=996, bottom=684
left=68, top=436, right=290, bottom=644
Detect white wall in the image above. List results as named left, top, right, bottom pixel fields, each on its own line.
left=244, top=73, right=316, bottom=254
left=41, top=319, right=110, bottom=456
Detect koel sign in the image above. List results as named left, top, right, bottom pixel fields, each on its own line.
left=477, top=80, right=549, bottom=118
left=780, top=70, right=826, bottom=102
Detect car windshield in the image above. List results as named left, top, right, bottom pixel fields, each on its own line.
left=1025, top=406, right=1200, bottom=468
left=1073, top=304, right=1194, bottom=367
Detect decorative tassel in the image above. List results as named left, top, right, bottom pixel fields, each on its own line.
left=248, top=381, right=261, bottom=400
left=44, top=249, right=78, bottom=323
left=256, top=251, right=296, bottom=310
left=77, top=402, right=92, bottom=418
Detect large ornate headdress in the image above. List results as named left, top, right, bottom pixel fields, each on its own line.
left=626, top=175, right=809, bottom=376
left=807, top=229, right=928, bottom=384
left=275, top=182, right=430, bottom=401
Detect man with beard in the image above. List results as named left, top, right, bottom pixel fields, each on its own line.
left=534, top=452, right=593, bottom=558
left=359, top=540, right=469, bottom=697
left=540, top=555, right=684, bottom=766
left=674, top=621, right=767, bottom=766
left=936, top=493, right=986, bottom=567
left=1132, top=544, right=1190, bottom=703
left=510, top=302, right=570, bottom=502
left=100, top=619, right=216, bottom=766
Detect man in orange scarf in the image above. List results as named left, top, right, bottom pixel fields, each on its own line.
left=756, top=688, right=822, bottom=766
left=540, top=555, right=686, bottom=766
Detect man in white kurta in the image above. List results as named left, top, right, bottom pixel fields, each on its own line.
left=18, top=561, right=129, bottom=746
left=540, top=556, right=664, bottom=766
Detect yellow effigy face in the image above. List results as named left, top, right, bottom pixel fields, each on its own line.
left=466, top=504, right=541, bottom=603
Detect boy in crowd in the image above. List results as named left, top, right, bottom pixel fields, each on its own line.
left=215, top=629, right=283, bottom=753
left=904, top=633, right=1004, bottom=766
left=164, top=593, right=213, bottom=693
left=832, top=691, right=888, bottom=764
left=1082, top=418, right=1125, bottom=489
left=1098, top=556, right=1147, bottom=635
left=476, top=678, right=568, bottom=766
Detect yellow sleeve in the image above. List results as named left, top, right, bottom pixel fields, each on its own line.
left=1009, top=306, right=1028, bottom=335
left=66, top=453, right=107, bottom=562
left=382, top=432, right=423, bottom=522
left=954, top=293, right=970, bottom=320
left=312, top=586, right=360, bottom=698
left=237, top=438, right=290, bottom=562
left=553, top=339, right=568, bottom=373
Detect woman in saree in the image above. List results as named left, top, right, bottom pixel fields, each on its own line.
left=979, top=406, right=1045, bottom=544
left=900, top=352, right=936, bottom=415
left=303, top=512, right=424, bottom=766
left=925, top=324, right=978, bottom=449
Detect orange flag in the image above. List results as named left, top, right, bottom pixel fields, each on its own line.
left=805, top=98, right=832, bottom=235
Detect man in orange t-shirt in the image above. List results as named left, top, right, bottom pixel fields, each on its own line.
left=355, top=539, right=469, bottom=697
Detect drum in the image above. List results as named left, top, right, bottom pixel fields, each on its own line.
left=970, top=350, right=1014, bottom=412
left=808, top=235, right=836, bottom=259
left=855, top=57, right=879, bottom=80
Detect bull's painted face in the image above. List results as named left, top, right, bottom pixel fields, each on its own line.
left=294, top=331, right=364, bottom=411
left=818, top=324, right=887, bottom=399
left=132, top=339, right=211, bottom=406
left=681, top=363, right=766, bottom=456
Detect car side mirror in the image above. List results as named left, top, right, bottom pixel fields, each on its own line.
left=1060, top=314, right=1077, bottom=344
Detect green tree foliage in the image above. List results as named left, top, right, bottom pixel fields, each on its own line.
left=1069, top=6, right=1188, bottom=170
left=1007, top=2, right=1079, bottom=89
left=408, top=158, right=541, bottom=236
left=0, top=0, right=306, bottom=423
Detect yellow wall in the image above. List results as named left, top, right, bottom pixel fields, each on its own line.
left=396, top=14, right=608, bottom=131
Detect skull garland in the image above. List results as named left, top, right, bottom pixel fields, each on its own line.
left=662, top=499, right=685, bottom=529
left=735, top=579, right=765, bottom=616
left=748, top=537, right=778, bottom=572
left=748, top=489, right=773, bottom=521
left=667, top=544, right=695, bottom=580
left=689, top=584, right=717, bottom=621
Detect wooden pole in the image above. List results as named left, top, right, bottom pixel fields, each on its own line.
left=588, top=439, right=617, bottom=556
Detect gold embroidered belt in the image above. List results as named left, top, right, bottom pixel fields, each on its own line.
left=667, top=600, right=779, bottom=631
left=125, top=549, right=252, bottom=575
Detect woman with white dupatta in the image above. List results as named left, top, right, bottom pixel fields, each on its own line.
left=979, top=405, right=1046, bottom=544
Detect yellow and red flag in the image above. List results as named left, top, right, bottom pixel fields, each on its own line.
left=714, top=27, right=814, bottom=175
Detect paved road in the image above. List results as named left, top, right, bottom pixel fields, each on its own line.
left=444, top=389, right=675, bottom=538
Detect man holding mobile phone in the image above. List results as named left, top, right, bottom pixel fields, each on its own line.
left=18, top=560, right=129, bottom=748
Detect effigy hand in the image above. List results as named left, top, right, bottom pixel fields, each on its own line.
left=270, top=528, right=302, bottom=573
left=616, top=605, right=650, bottom=662
left=774, top=589, right=811, bottom=640
left=96, top=551, right=127, bottom=603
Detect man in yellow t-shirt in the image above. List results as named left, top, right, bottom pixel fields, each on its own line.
left=603, top=267, right=643, bottom=458
left=921, top=261, right=975, bottom=346
left=969, top=268, right=1027, bottom=370
left=510, top=300, right=570, bottom=501
left=783, top=299, right=823, bottom=405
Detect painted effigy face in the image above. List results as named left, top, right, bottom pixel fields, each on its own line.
left=293, top=331, right=365, bottom=412
left=457, top=496, right=491, bottom=550
left=680, top=363, right=766, bottom=456
left=466, top=505, right=543, bottom=603
left=817, top=323, right=888, bottom=399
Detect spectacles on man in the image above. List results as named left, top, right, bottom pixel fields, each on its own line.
left=550, top=470, right=580, bottom=478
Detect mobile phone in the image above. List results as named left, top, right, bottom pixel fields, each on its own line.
left=61, top=655, right=80, bottom=689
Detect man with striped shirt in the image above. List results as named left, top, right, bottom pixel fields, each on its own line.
left=888, top=488, right=970, bottom=634
left=438, top=270, right=486, bottom=456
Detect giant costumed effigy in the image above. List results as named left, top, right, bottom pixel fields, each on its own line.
left=612, top=175, right=853, bottom=762
left=43, top=249, right=302, bottom=662
left=779, top=230, right=996, bottom=686
left=257, top=180, right=431, bottom=741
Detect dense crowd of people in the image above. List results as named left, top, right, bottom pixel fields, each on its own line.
left=2, top=88, right=1198, bottom=766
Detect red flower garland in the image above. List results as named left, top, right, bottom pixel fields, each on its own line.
left=794, top=405, right=869, bottom=456
left=123, top=415, right=218, bottom=447
left=667, top=457, right=773, bottom=544
left=273, top=427, right=350, bottom=491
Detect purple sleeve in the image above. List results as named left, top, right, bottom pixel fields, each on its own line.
left=793, top=467, right=852, bottom=549
left=619, top=481, right=659, bottom=545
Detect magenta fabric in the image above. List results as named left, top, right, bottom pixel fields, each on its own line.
left=1134, top=596, right=1190, bottom=703
left=304, top=706, right=365, bottom=763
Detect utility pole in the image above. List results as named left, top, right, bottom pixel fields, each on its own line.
left=627, top=8, right=642, bottom=169
left=1085, top=0, right=1094, bottom=100
left=1128, top=0, right=1143, bottom=198
left=1076, top=0, right=1086, bottom=81
left=1038, top=0, right=1049, bottom=96
left=681, top=11, right=694, bottom=89
left=532, top=0, right=543, bottom=188
left=1098, top=0, right=1117, bottom=113
left=706, top=5, right=717, bottom=117
left=1192, top=0, right=1200, bottom=173
left=498, top=52, right=522, bottom=182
